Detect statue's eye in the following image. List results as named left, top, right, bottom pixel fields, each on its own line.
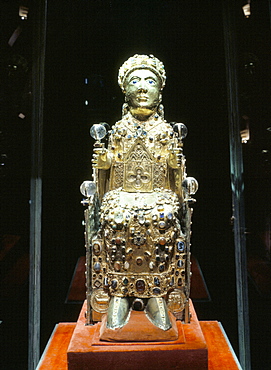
left=148, top=79, right=155, bottom=85
left=132, top=79, right=138, bottom=84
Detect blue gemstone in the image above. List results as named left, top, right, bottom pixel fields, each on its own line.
left=177, top=241, right=185, bottom=252
left=159, top=264, right=165, bottom=272
left=159, top=213, right=164, bottom=219
left=167, top=213, right=173, bottom=220
left=94, top=262, right=101, bottom=273
left=153, top=288, right=161, bottom=294
left=154, top=277, right=160, bottom=286
left=111, top=280, right=118, bottom=289
left=177, top=260, right=183, bottom=268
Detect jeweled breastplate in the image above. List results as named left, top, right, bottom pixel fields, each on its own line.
left=109, top=113, right=176, bottom=192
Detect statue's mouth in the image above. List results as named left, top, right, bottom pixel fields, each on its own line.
left=136, top=94, right=148, bottom=102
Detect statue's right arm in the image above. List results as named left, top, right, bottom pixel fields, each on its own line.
left=91, top=142, right=112, bottom=170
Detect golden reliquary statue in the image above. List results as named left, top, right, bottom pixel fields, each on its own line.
left=80, top=54, right=198, bottom=335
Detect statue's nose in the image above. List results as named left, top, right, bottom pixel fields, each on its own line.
left=137, top=79, right=148, bottom=91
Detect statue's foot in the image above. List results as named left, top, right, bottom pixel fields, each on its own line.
left=106, top=296, right=130, bottom=329
left=145, top=297, right=172, bottom=331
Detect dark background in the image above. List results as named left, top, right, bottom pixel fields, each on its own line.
left=1, top=1, right=270, bottom=369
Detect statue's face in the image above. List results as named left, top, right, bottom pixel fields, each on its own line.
left=124, top=69, right=161, bottom=111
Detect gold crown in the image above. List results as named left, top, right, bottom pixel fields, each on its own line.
left=118, top=54, right=166, bottom=91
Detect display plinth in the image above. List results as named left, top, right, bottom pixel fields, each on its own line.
left=67, top=300, right=208, bottom=370
left=37, top=317, right=242, bottom=370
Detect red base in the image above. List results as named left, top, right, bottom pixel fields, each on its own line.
left=67, top=300, right=207, bottom=370
left=37, top=303, right=241, bottom=370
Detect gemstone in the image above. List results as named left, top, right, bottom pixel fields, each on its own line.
left=136, top=280, right=145, bottom=293
left=159, top=264, right=165, bottom=272
left=93, top=262, right=101, bottom=273
left=159, top=237, right=166, bottom=245
left=149, top=261, right=155, bottom=270
left=94, top=280, right=101, bottom=288
left=93, top=243, right=101, bottom=255
left=153, top=288, right=161, bottom=294
left=167, top=213, right=173, bottom=220
left=173, top=122, right=188, bottom=140
left=154, top=277, right=160, bottom=286
left=178, top=278, right=182, bottom=286
left=136, top=257, right=143, bottom=266
left=104, top=277, right=109, bottom=287
left=114, top=261, right=121, bottom=271
left=139, top=215, right=145, bottom=224
left=124, top=261, right=130, bottom=270
left=90, top=123, right=107, bottom=140
left=115, top=237, right=122, bottom=245
left=159, top=213, right=164, bottom=219
left=114, top=213, right=123, bottom=224
left=159, top=221, right=166, bottom=229
left=177, top=260, right=183, bottom=268
left=122, top=288, right=128, bottom=294
left=175, top=271, right=179, bottom=276
left=80, top=181, right=96, bottom=197
left=123, top=277, right=129, bottom=285
left=177, top=241, right=185, bottom=252
left=111, top=280, right=118, bottom=289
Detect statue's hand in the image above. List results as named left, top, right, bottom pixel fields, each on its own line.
left=168, top=147, right=183, bottom=169
left=92, top=142, right=111, bottom=169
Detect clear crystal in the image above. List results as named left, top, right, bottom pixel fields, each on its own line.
left=90, top=123, right=107, bottom=140
left=173, top=122, right=188, bottom=139
left=182, top=177, right=199, bottom=195
left=80, top=181, right=96, bottom=197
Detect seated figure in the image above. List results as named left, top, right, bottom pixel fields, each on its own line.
left=80, top=54, right=198, bottom=333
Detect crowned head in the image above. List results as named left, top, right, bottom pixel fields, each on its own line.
left=118, top=54, right=166, bottom=92
left=118, top=55, right=166, bottom=120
